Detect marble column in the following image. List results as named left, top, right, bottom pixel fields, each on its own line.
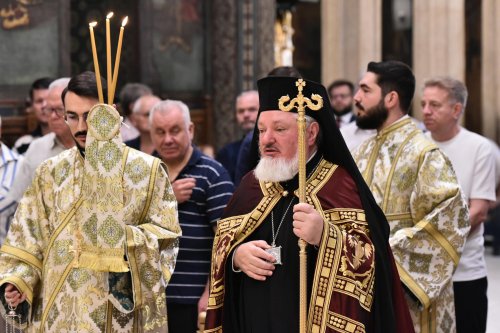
left=321, top=0, right=382, bottom=87
left=482, top=0, right=500, bottom=141
left=412, top=1, right=465, bottom=119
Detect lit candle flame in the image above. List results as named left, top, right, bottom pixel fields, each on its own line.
left=106, top=12, right=114, bottom=19
left=89, top=21, right=97, bottom=27
left=122, top=16, right=128, bottom=27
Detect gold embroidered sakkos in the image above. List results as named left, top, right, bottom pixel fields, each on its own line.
left=0, top=105, right=181, bottom=332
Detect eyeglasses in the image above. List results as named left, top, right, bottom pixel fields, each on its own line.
left=41, top=107, right=65, bottom=118
left=66, top=112, right=89, bottom=126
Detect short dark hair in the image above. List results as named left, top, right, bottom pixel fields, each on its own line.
left=327, top=79, right=354, bottom=97
left=119, top=83, right=152, bottom=116
left=62, top=71, right=106, bottom=105
left=367, top=60, right=415, bottom=113
left=267, top=66, right=302, bottom=78
left=29, top=77, right=54, bottom=100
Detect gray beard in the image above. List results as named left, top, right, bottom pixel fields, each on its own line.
left=254, top=153, right=299, bottom=182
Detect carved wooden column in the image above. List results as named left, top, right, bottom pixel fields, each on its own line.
left=211, top=0, right=274, bottom=148
left=321, top=0, right=382, bottom=86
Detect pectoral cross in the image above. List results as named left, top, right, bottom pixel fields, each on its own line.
left=278, top=78, right=323, bottom=333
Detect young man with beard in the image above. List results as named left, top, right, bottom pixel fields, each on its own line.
left=352, top=61, right=470, bottom=333
left=0, top=71, right=181, bottom=332
left=204, top=76, right=414, bottom=333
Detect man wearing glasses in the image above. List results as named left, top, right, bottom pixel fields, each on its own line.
left=327, top=79, right=356, bottom=128
left=9, top=78, right=74, bottom=202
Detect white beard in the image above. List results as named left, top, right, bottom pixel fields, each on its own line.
left=254, top=153, right=299, bottom=182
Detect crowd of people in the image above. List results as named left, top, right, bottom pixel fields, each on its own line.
left=0, top=61, right=498, bottom=333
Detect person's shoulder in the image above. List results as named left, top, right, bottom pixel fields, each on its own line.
left=124, top=136, right=141, bottom=149
left=26, top=132, right=57, bottom=151
left=457, top=128, right=492, bottom=148
left=216, top=140, right=242, bottom=158
left=199, top=152, right=228, bottom=172
left=35, top=146, right=77, bottom=176
left=14, top=134, right=35, bottom=148
left=126, top=145, right=155, bottom=161
left=193, top=150, right=233, bottom=183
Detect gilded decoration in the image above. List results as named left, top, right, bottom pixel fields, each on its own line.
left=112, top=306, right=133, bottom=328
left=52, top=240, right=72, bottom=265
left=67, top=268, right=91, bottom=292
left=89, top=303, right=107, bottom=332
left=408, top=252, right=432, bottom=274
left=83, top=213, right=98, bottom=245
left=52, top=159, right=71, bottom=187
left=352, top=117, right=469, bottom=333
left=97, top=142, right=121, bottom=172
left=46, top=304, right=59, bottom=330
left=140, top=262, right=161, bottom=290
left=87, top=104, right=121, bottom=141
left=86, top=140, right=100, bottom=170
left=97, top=215, right=125, bottom=247
left=125, top=157, right=149, bottom=185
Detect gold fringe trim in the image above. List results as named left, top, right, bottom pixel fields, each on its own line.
left=76, top=250, right=129, bottom=272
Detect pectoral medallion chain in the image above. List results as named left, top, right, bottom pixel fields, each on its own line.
left=266, top=196, right=296, bottom=265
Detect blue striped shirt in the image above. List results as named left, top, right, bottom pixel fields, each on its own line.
left=166, top=147, right=234, bottom=304
left=0, top=143, right=23, bottom=245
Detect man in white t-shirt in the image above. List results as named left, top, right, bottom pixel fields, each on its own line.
left=421, top=76, right=496, bottom=333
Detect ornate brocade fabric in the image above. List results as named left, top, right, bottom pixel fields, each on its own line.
left=353, top=117, right=469, bottom=333
left=205, top=159, right=376, bottom=333
left=0, top=105, right=181, bottom=332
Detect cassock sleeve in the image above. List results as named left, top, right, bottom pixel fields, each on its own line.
left=123, top=161, right=181, bottom=310
left=389, top=149, right=469, bottom=309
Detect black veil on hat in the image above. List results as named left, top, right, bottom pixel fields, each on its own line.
left=248, top=75, right=401, bottom=333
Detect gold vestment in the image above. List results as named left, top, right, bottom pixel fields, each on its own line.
left=0, top=105, right=181, bottom=332
left=353, top=117, right=469, bottom=333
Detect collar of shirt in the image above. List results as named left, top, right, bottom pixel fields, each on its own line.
left=338, top=112, right=354, bottom=125
left=179, top=145, right=202, bottom=176
left=0, top=142, right=20, bottom=167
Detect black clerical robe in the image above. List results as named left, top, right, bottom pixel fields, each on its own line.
left=205, top=157, right=413, bottom=333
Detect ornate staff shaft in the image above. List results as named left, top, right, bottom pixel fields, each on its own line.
left=279, top=79, right=323, bottom=333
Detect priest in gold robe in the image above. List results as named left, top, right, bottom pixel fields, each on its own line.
left=204, top=76, right=415, bottom=333
left=352, top=61, right=470, bottom=333
left=0, top=72, right=181, bottom=332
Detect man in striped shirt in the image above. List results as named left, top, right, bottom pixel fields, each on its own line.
left=150, top=100, right=234, bottom=333
left=0, top=116, right=23, bottom=245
